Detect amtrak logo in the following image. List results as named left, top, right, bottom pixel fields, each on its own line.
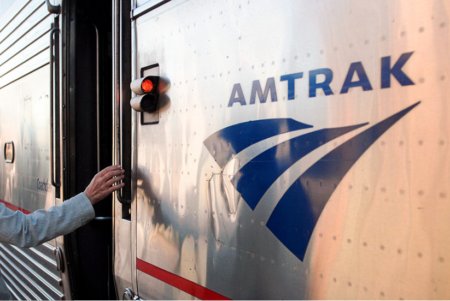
left=203, top=102, right=420, bottom=261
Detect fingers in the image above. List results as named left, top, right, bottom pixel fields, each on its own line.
left=99, top=165, right=122, bottom=177
left=104, top=169, right=125, bottom=180
left=107, top=183, right=124, bottom=194
left=106, top=175, right=124, bottom=187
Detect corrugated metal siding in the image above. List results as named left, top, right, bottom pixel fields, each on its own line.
left=0, top=0, right=50, bottom=89
left=0, top=1, right=63, bottom=299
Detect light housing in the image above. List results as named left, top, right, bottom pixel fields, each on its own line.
left=129, top=76, right=160, bottom=112
left=130, top=76, right=159, bottom=95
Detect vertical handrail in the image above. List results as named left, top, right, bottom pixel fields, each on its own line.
left=115, top=0, right=132, bottom=205
left=50, top=27, right=61, bottom=188
left=92, top=23, right=100, bottom=172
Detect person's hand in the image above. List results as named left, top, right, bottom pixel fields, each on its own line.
left=84, top=165, right=125, bottom=205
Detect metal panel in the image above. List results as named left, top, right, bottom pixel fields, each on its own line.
left=0, top=0, right=31, bottom=33
left=0, top=244, right=63, bottom=299
left=0, top=49, right=48, bottom=88
left=0, top=2, right=48, bottom=55
left=132, top=0, right=450, bottom=299
left=0, top=0, right=44, bottom=44
left=0, top=3, right=63, bottom=294
left=0, top=15, right=53, bottom=67
left=0, top=33, right=49, bottom=78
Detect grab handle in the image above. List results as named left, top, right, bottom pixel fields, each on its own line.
left=92, top=23, right=100, bottom=172
left=45, top=0, right=61, bottom=14
left=50, top=27, right=61, bottom=188
left=113, top=0, right=132, bottom=205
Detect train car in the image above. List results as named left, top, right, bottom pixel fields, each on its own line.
left=1, top=0, right=450, bottom=299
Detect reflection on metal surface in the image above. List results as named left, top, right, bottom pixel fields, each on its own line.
left=208, top=172, right=240, bottom=245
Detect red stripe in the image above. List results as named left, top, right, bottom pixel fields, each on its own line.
left=136, top=258, right=230, bottom=300
left=0, top=199, right=31, bottom=214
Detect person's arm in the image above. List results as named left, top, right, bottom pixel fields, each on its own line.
left=0, top=165, right=124, bottom=248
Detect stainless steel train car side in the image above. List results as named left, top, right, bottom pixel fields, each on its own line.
left=0, top=1, right=66, bottom=299
left=115, top=0, right=450, bottom=299
left=0, top=0, right=116, bottom=299
left=1, top=0, right=450, bottom=300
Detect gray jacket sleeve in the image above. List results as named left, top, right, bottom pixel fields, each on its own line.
left=0, top=193, right=95, bottom=248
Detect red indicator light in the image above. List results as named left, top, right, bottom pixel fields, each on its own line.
left=142, top=79, right=154, bottom=93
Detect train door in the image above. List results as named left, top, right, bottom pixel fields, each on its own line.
left=58, top=0, right=116, bottom=299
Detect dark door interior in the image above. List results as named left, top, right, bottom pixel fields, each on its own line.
left=61, top=0, right=115, bottom=299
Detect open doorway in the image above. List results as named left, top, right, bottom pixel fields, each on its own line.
left=61, top=0, right=115, bottom=299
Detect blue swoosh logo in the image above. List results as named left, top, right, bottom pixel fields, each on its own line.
left=204, top=101, right=420, bottom=261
